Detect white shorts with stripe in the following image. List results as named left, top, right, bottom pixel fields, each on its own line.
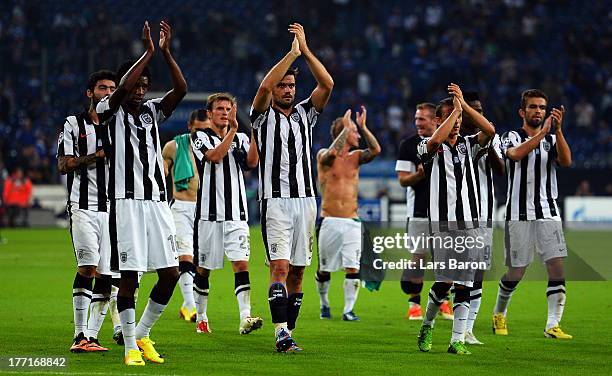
left=170, top=199, right=197, bottom=257
left=69, top=203, right=118, bottom=277
left=317, top=217, right=362, bottom=272
left=406, top=217, right=431, bottom=255
left=261, top=197, right=317, bottom=266
left=195, top=220, right=250, bottom=270
left=110, top=199, right=178, bottom=272
left=505, top=219, right=567, bottom=267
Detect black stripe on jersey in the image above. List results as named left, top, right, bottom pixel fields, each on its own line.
left=123, top=113, right=135, bottom=199
left=449, top=147, right=465, bottom=226
left=94, top=125, right=107, bottom=212
left=147, top=107, right=166, bottom=201
left=261, top=199, right=271, bottom=262
left=271, top=111, right=282, bottom=198
left=486, top=158, right=493, bottom=224
left=437, top=148, right=448, bottom=223
left=233, top=158, right=247, bottom=221
left=545, top=135, right=557, bottom=217
left=286, top=118, right=299, bottom=197
left=297, top=115, right=313, bottom=196
left=206, top=133, right=218, bottom=221
left=108, top=115, right=116, bottom=200
left=255, top=112, right=269, bottom=199
left=109, top=199, right=118, bottom=271
left=463, top=141, right=479, bottom=226
left=77, top=116, right=89, bottom=210
left=518, top=155, right=528, bottom=221
left=534, top=143, right=544, bottom=219
left=134, top=115, right=153, bottom=200
left=193, top=158, right=204, bottom=265
left=222, top=154, right=233, bottom=220
left=506, top=161, right=515, bottom=221
left=66, top=132, right=76, bottom=206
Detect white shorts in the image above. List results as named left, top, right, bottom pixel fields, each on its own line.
left=110, top=199, right=179, bottom=272
left=431, top=228, right=484, bottom=286
left=261, top=197, right=317, bottom=266
left=69, top=204, right=117, bottom=277
left=406, top=217, right=431, bottom=255
left=505, top=219, right=567, bottom=267
left=480, top=227, right=493, bottom=270
left=317, top=217, right=362, bottom=272
left=195, top=220, right=250, bottom=270
left=170, top=199, right=197, bottom=257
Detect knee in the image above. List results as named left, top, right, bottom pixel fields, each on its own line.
left=78, top=266, right=96, bottom=278
left=270, top=261, right=289, bottom=279
left=196, top=267, right=210, bottom=278
left=159, top=266, right=180, bottom=283
left=316, top=270, right=331, bottom=282
left=232, top=260, right=249, bottom=273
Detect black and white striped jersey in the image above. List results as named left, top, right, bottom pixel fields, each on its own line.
left=473, top=133, right=503, bottom=224
left=501, top=129, right=560, bottom=221
left=192, top=128, right=249, bottom=221
left=96, top=97, right=168, bottom=201
left=395, top=135, right=429, bottom=218
left=56, top=111, right=108, bottom=211
left=417, top=134, right=483, bottom=231
left=250, top=97, right=319, bottom=200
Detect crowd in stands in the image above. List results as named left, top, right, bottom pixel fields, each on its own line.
left=1, top=0, right=611, bottom=187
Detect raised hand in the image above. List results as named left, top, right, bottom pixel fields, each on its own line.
left=290, top=35, right=301, bottom=57
left=448, top=83, right=465, bottom=106
left=159, top=21, right=172, bottom=52
left=550, top=105, right=565, bottom=132
left=342, top=109, right=352, bottom=128
left=356, top=106, right=367, bottom=129
left=288, top=23, right=309, bottom=53
left=142, top=21, right=154, bottom=53
left=229, top=103, right=238, bottom=131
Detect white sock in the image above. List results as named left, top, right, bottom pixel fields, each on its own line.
left=119, top=308, right=138, bottom=355
left=85, top=294, right=110, bottom=339
left=235, top=287, right=251, bottom=320
left=109, top=285, right=121, bottom=330
left=494, top=280, right=517, bottom=315
left=466, top=288, right=482, bottom=332
left=451, top=302, right=469, bottom=343
left=274, top=322, right=288, bottom=336
left=179, top=272, right=196, bottom=310
left=194, top=285, right=209, bottom=322
left=423, top=288, right=444, bottom=326
left=546, top=284, right=566, bottom=330
left=135, top=299, right=167, bottom=339
left=317, top=279, right=330, bottom=308
left=73, top=287, right=92, bottom=337
left=343, top=277, right=360, bottom=314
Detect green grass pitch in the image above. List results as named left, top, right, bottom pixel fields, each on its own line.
left=0, top=228, right=610, bottom=375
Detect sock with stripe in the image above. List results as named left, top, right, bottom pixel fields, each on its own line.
left=72, top=272, right=93, bottom=337
left=194, top=273, right=209, bottom=322
left=109, top=280, right=121, bottom=331
left=178, top=261, right=196, bottom=311
left=287, top=292, right=303, bottom=331
left=315, top=271, right=331, bottom=308
left=117, top=296, right=137, bottom=355
left=234, top=271, right=251, bottom=320
left=135, top=284, right=171, bottom=339
left=466, top=279, right=483, bottom=333
left=451, top=285, right=470, bottom=343
left=546, top=280, right=566, bottom=330
left=269, top=282, right=288, bottom=335
left=86, top=276, right=111, bottom=339
left=424, top=282, right=451, bottom=326
left=494, top=278, right=519, bottom=315
left=401, top=280, right=423, bottom=308
left=343, top=273, right=360, bottom=314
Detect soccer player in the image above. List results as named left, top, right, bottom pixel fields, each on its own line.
left=57, top=69, right=117, bottom=353
left=250, top=23, right=333, bottom=352
left=459, top=91, right=504, bottom=344
left=191, top=93, right=262, bottom=335
left=315, top=106, right=380, bottom=321
left=96, top=21, right=187, bottom=366
left=396, top=102, right=453, bottom=321
left=416, top=84, right=495, bottom=355
left=493, top=89, right=572, bottom=339
left=162, top=109, right=210, bottom=323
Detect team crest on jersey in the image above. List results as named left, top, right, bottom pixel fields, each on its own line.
left=542, top=141, right=551, bottom=152
left=140, top=113, right=153, bottom=125
left=194, top=138, right=204, bottom=150
left=271, top=243, right=278, bottom=254
left=200, top=254, right=207, bottom=264
left=290, top=112, right=300, bottom=122
left=229, top=142, right=237, bottom=152
left=77, top=250, right=85, bottom=260
left=120, top=252, right=128, bottom=263
left=457, top=143, right=467, bottom=155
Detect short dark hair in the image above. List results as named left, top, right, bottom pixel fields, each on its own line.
left=416, top=102, right=436, bottom=117
left=189, top=109, right=208, bottom=124
left=284, top=67, right=299, bottom=78
left=463, top=91, right=480, bottom=103
left=87, top=69, right=116, bottom=91
left=330, top=117, right=344, bottom=139
left=435, top=97, right=454, bottom=118
left=520, top=89, right=548, bottom=110
left=116, top=60, right=151, bottom=86
left=206, top=92, right=237, bottom=111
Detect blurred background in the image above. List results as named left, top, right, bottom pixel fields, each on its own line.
left=0, top=0, right=610, bottom=228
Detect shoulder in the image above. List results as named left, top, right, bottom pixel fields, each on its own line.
left=162, top=140, right=176, bottom=155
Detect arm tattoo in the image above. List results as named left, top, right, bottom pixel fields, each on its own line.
left=320, top=127, right=351, bottom=167
left=359, top=129, right=380, bottom=164
left=58, top=154, right=100, bottom=174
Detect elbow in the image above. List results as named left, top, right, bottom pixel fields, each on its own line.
left=322, top=78, right=334, bottom=92
left=559, top=158, right=572, bottom=168
left=372, top=145, right=382, bottom=157
left=258, top=83, right=274, bottom=95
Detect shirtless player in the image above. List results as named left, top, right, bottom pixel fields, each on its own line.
left=315, top=106, right=381, bottom=321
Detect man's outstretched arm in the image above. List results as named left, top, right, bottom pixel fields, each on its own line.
left=252, top=35, right=301, bottom=114
left=159, top=21, right=187, bottom=117
left=289, top=23, right=334, bottom=112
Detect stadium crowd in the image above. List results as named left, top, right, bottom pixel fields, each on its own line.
left=0, top=0, right=610, bottom=186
